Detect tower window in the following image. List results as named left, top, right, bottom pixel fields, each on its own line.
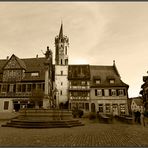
left=61, top=71, right=63, bottom=75
left=65, top=59, right=68, bottom=65
left=61, top=59, right=63, bottom=65
left=60, top=90, right=62, bottom=95
left=65, top=47, right=67, bottom=55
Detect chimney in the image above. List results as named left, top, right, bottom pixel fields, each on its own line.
left=6, top=56, right=9, bottom=60
left=36, top=54, right=38, bottom=58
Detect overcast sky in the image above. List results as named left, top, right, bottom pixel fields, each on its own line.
left=0, top=2, right=147, bottom=98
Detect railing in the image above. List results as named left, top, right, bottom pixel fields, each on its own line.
left=69, top=86, right=90, bottom=90
left=0, top=92, right=32, bottom=97
left=70, top=96, right=89, bottom=100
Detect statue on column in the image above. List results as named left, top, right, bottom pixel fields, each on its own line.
left=42, top=46, right=52, bottom=60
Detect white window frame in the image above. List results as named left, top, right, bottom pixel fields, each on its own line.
left=95, top=80, right=101, bottom=84
left=31, top=72, right=39, bottom=77
left=110, top=79, right=115, bottom=84
left=111, top=89, right=116, bottom=96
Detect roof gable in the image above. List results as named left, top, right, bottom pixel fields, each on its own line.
left=3, top=54, right=26, bottom=70
left=132, top=98, right=143, bottom=106
left=90, top=65, right=129, bottom=87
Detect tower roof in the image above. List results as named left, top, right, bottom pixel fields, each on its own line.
left=59, top=23, right=63, bottom=38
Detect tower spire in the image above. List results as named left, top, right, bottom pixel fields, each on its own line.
left=59, top=22, right=63, bottom=38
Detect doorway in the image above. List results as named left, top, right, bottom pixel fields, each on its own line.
left=91, top=103, right=96, bottom=112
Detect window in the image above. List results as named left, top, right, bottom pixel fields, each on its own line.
left=31, top=72, right=39, bottom=77
left=27, top=84, right=31, bottom=92
left=65, top=46, right=67, bottom=55
left=81, top=81, right=86, bottom=85
left=32, top=84, right=36, bottom=90
left=61, top=82, right=63, bottom=86
left=60, top=90, right=62, bottom=95
left=17, top=84, right=21, bottom=92
left=118, top=89, right=124, bottom=96
left=65, top=59, right=68, bottom=65
left=95, top=89, right=103, bottom=96
left=95, top=80, right=101, bottom=84
left=110, top=79, right=115, bottom=84
left=120, top=104, right=125, bottom=115
left=85, top=103, right=89, bottom=111
left=4, top=101, right=9, bottom=110
left=61, top=59, right=63, bottom=65
left=61, top=71, right=63, bottom=75
left=9, top=84, right=14, bottom=92
left=79, top=103, right=84, bottom=109
left=111, top=89, right=116, bottom=96
left=2, top=84, right=7, bottom=92
left=22, top=84, right=26, bottom=92
left=105, top=104, right=110, bottom=113
left=98, top=104, right=103, bottom=112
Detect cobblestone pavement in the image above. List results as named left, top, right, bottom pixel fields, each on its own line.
left=0, top=119, right=148, bottom=147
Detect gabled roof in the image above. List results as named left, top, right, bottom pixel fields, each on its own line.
left=15, top=55, right=26, bottom=70
left=131, top=97, right=143, bottom=106
left=2, top=54, right=26, bottom=70
left=90, top=65, right=129, bottom=87
left=0, top=55, right=48, bottom=82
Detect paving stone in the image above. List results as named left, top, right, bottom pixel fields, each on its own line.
left=0, top=119, right=148, bottom=146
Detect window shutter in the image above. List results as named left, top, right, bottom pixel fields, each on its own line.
left=102, top=89, right=104, bottom=96
left=116, top=89, right=119, bottom=96
left=109, top=89, right=111, bottom=96
left=95, top=89, right=97, bottom=96
left=124, top=89, right=126, bottom=96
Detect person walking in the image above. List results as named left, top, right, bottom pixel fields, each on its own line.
left=140, top=112, right=145, bottom=127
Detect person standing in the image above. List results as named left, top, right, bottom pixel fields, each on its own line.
left=140, top=112, right=145, bottom=127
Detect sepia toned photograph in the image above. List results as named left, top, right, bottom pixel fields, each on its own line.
left=0, top=1, right=148, bottom=147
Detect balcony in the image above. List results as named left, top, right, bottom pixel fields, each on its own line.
left=69, top=85, right=90, bottom=91
left=0, top=92, right=32, bottom=97
left=69, top=96, right=89, bottom=100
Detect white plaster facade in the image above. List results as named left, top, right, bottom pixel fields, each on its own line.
left=55, top=65, right=68, bottom=105
left=0, top=98, right=13, bottom=112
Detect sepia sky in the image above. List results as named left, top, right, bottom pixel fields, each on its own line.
left=0, top=2, right=147, bottom=98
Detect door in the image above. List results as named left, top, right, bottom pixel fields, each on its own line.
left=91, top=103, right=96, bottom=112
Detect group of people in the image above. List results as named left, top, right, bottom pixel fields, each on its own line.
left=134, top=111, right=145, bottom=126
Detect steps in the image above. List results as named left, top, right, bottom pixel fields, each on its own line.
left=2, top=119, right=84, bottom=128
left=1, top=109, right=84, bottom=128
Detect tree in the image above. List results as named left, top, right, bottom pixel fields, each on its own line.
left=30, top=88, right=44, bottom=109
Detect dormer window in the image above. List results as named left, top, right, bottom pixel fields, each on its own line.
left=95, top=80, right=101, bottom=84
left=110, top=79, right=115, bottom=84
left=31, top=72, right=39, bottom=77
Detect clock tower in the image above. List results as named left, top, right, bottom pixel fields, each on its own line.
left=55, top=23, right=69, bottom=108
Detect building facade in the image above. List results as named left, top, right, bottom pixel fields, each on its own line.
left=0, top=24, right=129, bottom=115
left=130, top=97, right=144, bottom=113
